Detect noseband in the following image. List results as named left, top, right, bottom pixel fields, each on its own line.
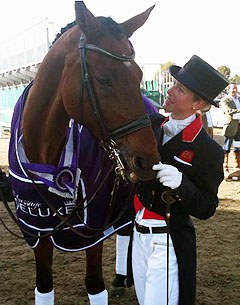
left=79, top=34, right=152, bottom=179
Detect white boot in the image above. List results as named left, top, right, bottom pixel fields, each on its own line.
left=116, top=234, right=130, bottom=275
left=35, top=288, right=54, bottom=305
left=88, top=289, right=108, bottom=305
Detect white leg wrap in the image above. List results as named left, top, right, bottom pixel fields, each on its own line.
left=88, top=289, right=108, bottom=305
left=116, top=234, right=130, bottom=275
left=35, top=288, right=54, bottom=305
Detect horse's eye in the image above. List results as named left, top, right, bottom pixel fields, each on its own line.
left=96, top=76, right=112, bottom=87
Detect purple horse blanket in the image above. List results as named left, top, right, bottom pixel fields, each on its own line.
left=8, top=84, right=157, bottom=251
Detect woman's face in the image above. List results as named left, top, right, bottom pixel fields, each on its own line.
left=163, top=80, right=199, bottom=119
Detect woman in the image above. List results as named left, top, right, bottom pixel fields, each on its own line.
left=130, top=55, right=229, bottom=305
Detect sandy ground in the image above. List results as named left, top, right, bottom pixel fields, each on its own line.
left=0, top=129, right=239, bottom=305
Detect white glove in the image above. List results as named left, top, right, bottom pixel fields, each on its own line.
left=152, top=162, right=182, bottom=189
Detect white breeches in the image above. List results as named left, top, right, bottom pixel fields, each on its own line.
left=115, top=234, right=130, bottom=275
left=132, top=227, right=179, bottom=305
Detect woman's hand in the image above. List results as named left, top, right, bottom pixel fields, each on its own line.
left=152, top=162, right=182, bottom=189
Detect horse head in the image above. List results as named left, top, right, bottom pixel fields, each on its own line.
left=23, top=1, right=159, bottom=181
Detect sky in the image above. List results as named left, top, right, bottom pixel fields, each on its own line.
left=0, top=0, right=239, bottom=76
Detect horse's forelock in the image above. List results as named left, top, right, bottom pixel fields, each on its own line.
left=51, top=17, right=124, bottom=46
left=97, top=17, right=125, bottom=40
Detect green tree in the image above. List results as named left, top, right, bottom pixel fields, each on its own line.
left=229, top=75, right=240, bottom=84
left=217, top=66, right=231, bottom=80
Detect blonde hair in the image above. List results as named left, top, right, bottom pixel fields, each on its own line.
left=200, top=101, right=211, bottom=112
left=193, top=93, right=211, bottom=112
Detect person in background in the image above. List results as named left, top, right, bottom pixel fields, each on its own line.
left=220, top=84, right=240, bottom=175
left=128, top=55, right=229, bottom=305
left=111, top=230, right=130, bottom=295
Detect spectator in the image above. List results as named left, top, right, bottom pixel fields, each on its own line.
left=220, top=84, right=240, bottom=176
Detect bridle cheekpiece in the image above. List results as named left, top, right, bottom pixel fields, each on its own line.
left=79, top=34, right=152, bottom=180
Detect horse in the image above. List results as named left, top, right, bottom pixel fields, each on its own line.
left=8, top=2, right=159, bottom=304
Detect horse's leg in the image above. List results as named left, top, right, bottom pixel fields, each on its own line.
left=85, top=242, right=108, bottom=305
left=111, top=227, right=131, bottom=296
left=34, top=238, right=54, bottom=305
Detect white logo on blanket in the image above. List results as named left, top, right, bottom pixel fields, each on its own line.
left=16, top=196, right=76, bottom=218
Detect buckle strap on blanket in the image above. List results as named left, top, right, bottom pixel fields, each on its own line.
left=134, top=221, right=168, bottom=234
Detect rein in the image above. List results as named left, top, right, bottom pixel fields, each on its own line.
left=0, top=161, right=134, bottom=240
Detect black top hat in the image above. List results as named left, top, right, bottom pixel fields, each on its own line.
left=169, top=55, right=229, bottom=107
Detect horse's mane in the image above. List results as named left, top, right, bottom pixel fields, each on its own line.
left=51, top=21, right=76, bottom=45
left=51, top=17, right=125, bottom=45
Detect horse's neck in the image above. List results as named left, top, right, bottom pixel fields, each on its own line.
left=23, top=59, right=70, bottom=164
left=23, top=27, right=83, bottom=164
left=23, top=99, right=70, bottom=164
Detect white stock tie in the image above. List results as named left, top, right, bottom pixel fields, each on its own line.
left=163, top=121, right=181, bottom=137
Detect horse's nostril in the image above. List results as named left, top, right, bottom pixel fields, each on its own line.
left=132, top=155, right=149, bottom=171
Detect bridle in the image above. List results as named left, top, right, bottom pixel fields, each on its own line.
left=80, top=37, right=172, bottom=304
left=0, top=34, right=152, bottom=244
left=79, top=33, right=152, bottom=179
left=0, top=34, right=149, bottom=240
left=1, top=33, right=172, bottom=303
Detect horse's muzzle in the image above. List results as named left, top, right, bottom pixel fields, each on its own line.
left=126, top=154, right=159, bottom=182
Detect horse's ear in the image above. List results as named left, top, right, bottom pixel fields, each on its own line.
left=75, top=1, right=100, bottom=40
left=120, top=5, right=155, bottom=38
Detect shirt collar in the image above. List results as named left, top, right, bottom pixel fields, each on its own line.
left=161, top=114, right=203, bottom=142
